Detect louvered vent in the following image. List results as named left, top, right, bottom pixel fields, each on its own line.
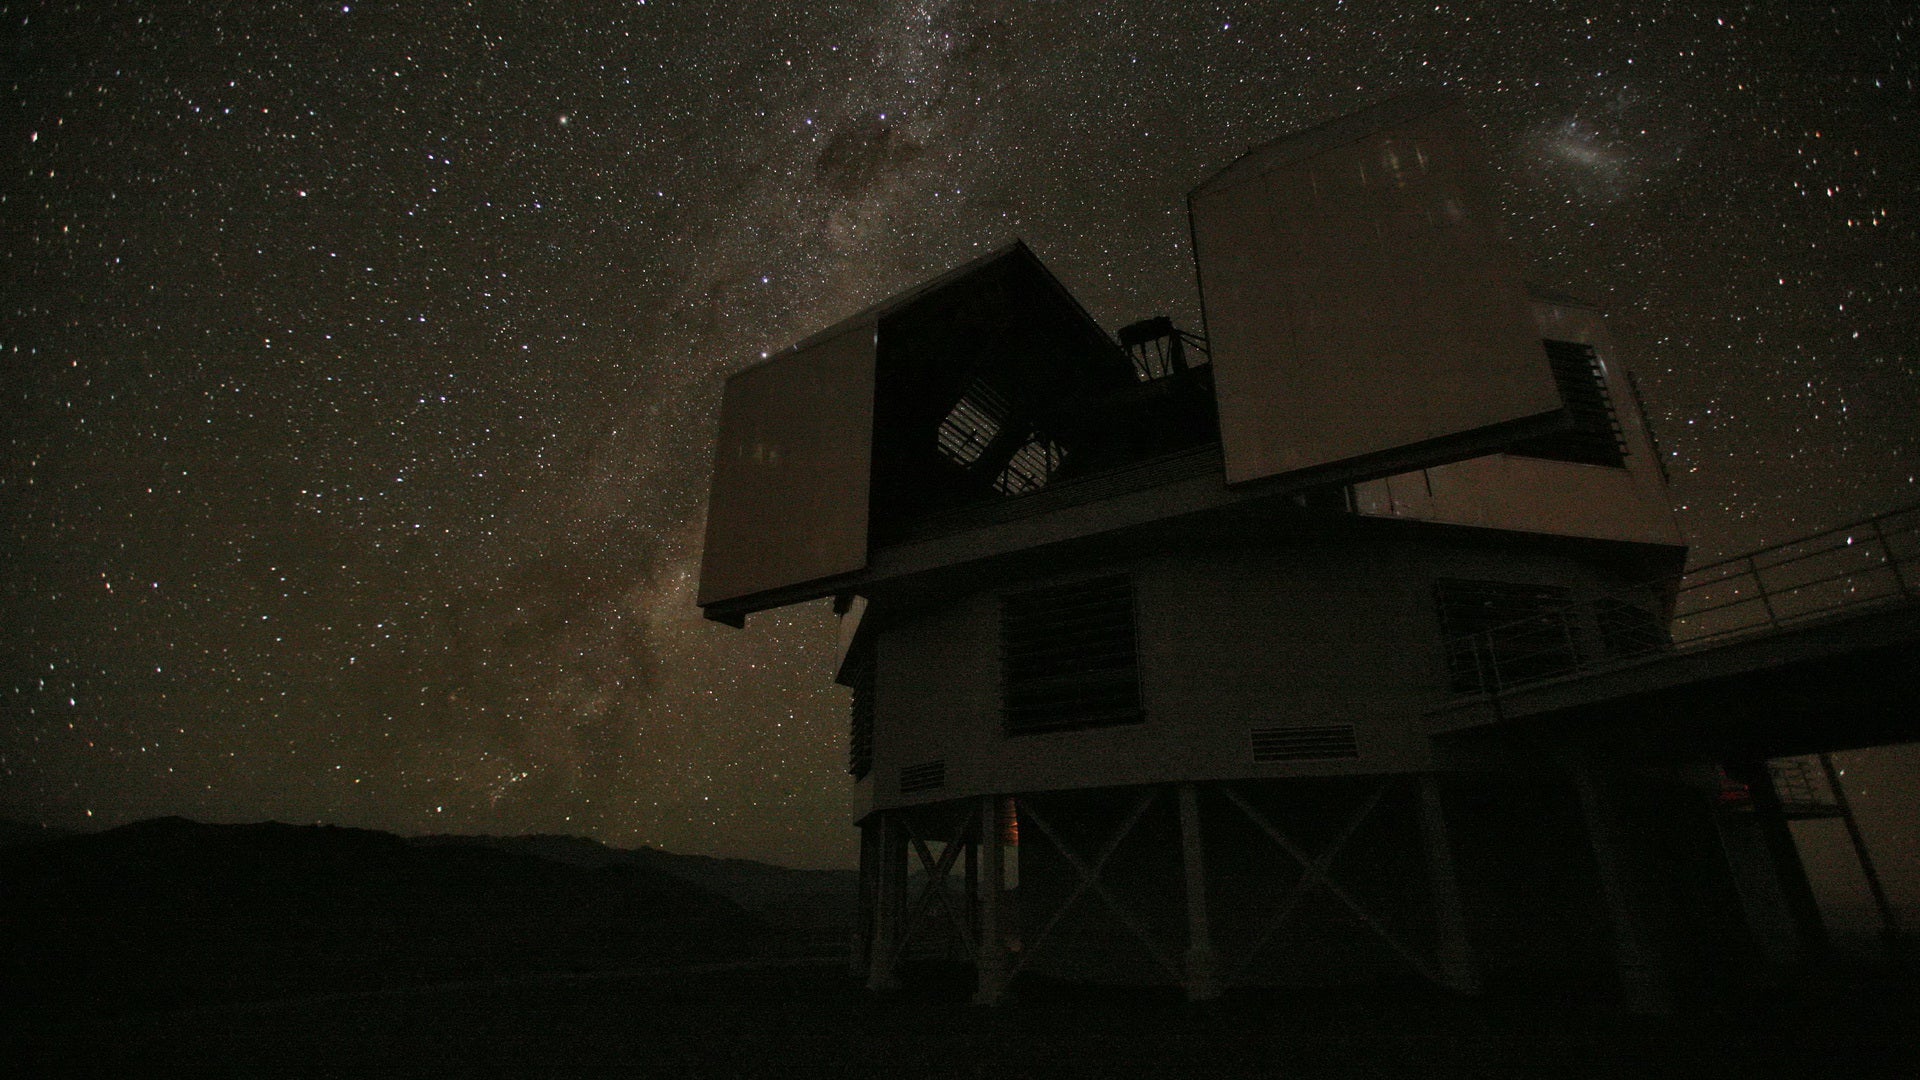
left=1508, top=339, right=1627, bottom=468
left=1000, top=575, right=1143, bottom=736
left=1251, top=724, right=1360, bottom=763
left=899, top=760, right=946, bottom=795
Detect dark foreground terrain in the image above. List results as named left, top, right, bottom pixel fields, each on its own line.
left=8, top=957, right=1919, bottom=1078
left=4, top=818, right=1916, bottom=1078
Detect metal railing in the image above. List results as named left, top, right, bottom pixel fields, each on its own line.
left=1447, top=502, right=1920, bottom=697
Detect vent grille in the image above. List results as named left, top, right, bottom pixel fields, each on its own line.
left=899, top=760, right=946, bottom=795
left=1001, top=575, right=1143, bottom=736
left=1251, top=724, right=1360, bottom=763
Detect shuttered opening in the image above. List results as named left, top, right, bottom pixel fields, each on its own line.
left=1000, top=575, right=1144, bottom=736
left=1508, top=339, right=1628, bottom=468
left=899, top=760, right=946, bottom=795
left=1251, top=724, right=1360, bottom=763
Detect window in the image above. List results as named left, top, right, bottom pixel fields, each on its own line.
left=1434, top=578, right=1578, bottom=693
left=1000, top=575, right=1143, bottom=735
left=1508, top=339, right=1628, bottom=468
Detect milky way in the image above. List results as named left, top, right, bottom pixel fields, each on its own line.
left=4, top=2, right=1916, bottom=867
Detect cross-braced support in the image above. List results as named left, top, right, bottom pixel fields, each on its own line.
left=1014, top=789, right=1185, bottom=983
left=865, top=806, right=980, bottom=991
left=1221, top=779, right=1445, bottom=986
left=904, top=812, right=978, bottom=964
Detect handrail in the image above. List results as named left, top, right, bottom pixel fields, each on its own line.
left=1445, top=501, right=1920, bottom=698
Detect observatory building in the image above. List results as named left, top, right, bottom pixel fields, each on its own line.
left=697, top=95, right=1913, bottom=1010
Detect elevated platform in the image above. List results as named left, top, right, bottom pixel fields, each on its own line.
left=1427, top=502, right=1920, bottom=759
left=1427, top=597, right=1920, bottom=757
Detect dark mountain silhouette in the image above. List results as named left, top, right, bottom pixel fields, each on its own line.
left=5, top=823, right=1917, bottom=1078
left=414, top=832, right=857, bottom=936
left=1, top=817, right=768, bottom=1015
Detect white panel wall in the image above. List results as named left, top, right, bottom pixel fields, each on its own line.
left=861, top=536, right=1648, bottom=812
left=698, top=325, right=875, bottom=607
left=1191, top=96, right=1562, bottom=485
left=1351, top=298, right=1684, bottom=547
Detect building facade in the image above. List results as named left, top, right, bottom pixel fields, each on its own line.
left=697, top=95, right=1811, bottom=1011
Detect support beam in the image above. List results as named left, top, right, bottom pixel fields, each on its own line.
left=1015, top=790, right=1183, bottom=982
left=907, top=816, right=977, bottom=961
left=1713, top=797, right=1802, bottom=971
left=1221, top=781, right=1436, bottom=984
left=866, top=810, right=906, bottom=992
left=1177, top=783, right=1221, bottom=1001
left=1818, top=753, right=1904, bottom=955
left=1416, top=774, right=1482, bottom=995
left=974, top=795, right=1008, bottom=1006
left=1729, top=759, right=1829, bottom=962
left=965, top=827, right=979, bottom=945
left=853, top=819, right=878, bottom=979
left=1571, top=767, right=1673, bottom=1015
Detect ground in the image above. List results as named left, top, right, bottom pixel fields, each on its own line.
left=7, top=951, right=1917, bottom=1078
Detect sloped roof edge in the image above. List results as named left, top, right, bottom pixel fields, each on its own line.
left=724, top=240, right=1117, bottom=383
left=1189, top=90, right=1461, bottom=201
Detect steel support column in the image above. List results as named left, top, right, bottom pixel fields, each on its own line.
left=964, top=825, right=979, bottom=946
left=853, top=818, right=878, bottom=979
left=1818, top=753, right=1904, bottom=955
left=1177, top=783, right=1221, bottom=1001
left=866, top=809, right=907, bottom=992
left=1729, top=759, right=1829, bottom=962
left=1572, top=767, right=1673, bottom=1015
left=1416, top=774, right=1482, bottom=995
left=973, top=795, right=1008, bottom=1005
left=1712, top=801, right=1802, bottom=971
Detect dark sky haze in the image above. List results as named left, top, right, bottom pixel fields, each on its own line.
left=4, top=1, right=1917, bottom=872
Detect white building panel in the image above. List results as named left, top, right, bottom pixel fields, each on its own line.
left=697, top=325, right=875, bottom=608
left=1190, top=95, right=1564, bottom=486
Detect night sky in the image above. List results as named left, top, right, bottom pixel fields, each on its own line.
left=4, top=2, right=1917, bottom=870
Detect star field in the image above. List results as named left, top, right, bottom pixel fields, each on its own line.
left=3, top=2, right=1917, bottom=868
